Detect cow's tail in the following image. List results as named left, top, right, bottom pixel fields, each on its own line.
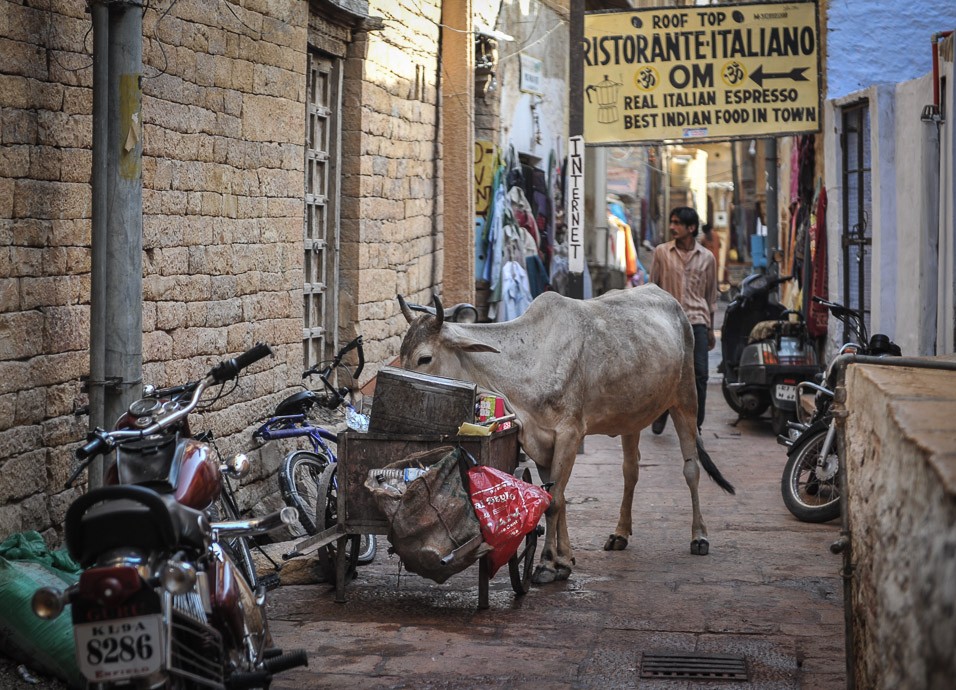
left=696, top=435, right=735, bottom=495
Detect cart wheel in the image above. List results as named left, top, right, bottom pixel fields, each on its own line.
left=314, top=464, right=359, bottom=586
left=509, top=466, right=539, bottom=595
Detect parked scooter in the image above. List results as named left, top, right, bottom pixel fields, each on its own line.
left=778, top=297, right=901, bottom=522
left=719, top=272, right=823, bottom=435
left=31, top=344, right=308, bottom=689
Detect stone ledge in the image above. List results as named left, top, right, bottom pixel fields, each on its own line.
left=848, top=358, right=956, bottom=496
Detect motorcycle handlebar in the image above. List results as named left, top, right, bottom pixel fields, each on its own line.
left=71, top=343, right=274, bottom=472
left=209, top=342, right=273, bottom=384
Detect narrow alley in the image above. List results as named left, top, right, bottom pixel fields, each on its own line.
left=266, top=340, right=846, bottom=689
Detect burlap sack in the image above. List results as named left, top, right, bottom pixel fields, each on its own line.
left=365, top=446, right=490, bottom=583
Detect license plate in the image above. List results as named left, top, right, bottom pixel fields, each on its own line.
left=775, top=384, right=797, bottom=402
left=74, top=615, right=164, bottom=682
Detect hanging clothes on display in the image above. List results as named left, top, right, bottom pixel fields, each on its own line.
left=807, top=185, right=828, bottom=338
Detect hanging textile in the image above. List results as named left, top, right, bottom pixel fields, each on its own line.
left=807, top=186, right=828, bottom=337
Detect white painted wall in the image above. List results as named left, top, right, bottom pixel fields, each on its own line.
left=496, top=0, right=568, bottom=163
left=825, top=69, right=955, bottom=357
left=826, top=1, right=956, bottom=100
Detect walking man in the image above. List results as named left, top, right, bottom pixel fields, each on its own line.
left=650, top=207, right=718, bottom=433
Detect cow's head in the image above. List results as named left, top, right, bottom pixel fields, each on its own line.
left=397, top=294, right=499, bottom=377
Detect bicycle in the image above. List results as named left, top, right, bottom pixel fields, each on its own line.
left=253, top=336, right=376, bottom=585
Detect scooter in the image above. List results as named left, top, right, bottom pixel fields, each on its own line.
left=718, top=272, right=823, bottom=435
left=32, top=344, right=308, bottom=689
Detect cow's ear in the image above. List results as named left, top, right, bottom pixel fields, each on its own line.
left=444, top=331, right=500, bottom=354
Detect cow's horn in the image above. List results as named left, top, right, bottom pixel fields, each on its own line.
left=397, top=294, right=415, bottom=324
left=432, top=293, right=444, bottom=327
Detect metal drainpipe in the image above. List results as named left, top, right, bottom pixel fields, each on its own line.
left=827, top=354, right=956, bottom=689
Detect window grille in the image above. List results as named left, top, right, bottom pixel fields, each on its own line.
left=840, top=101, right=873, bottom=344
left=303, top=50, right=342, bottom=371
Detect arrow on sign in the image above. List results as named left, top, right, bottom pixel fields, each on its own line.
left=749, top=66, right=809, bottom=87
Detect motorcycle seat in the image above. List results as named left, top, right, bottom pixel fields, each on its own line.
left=66, top=485, right=210, bottom=567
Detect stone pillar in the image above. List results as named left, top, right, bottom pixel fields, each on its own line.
left=440, top=0, right=475, bottom=305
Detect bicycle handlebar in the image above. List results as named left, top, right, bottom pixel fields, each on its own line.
left=301, top=336, right=364, bottom=408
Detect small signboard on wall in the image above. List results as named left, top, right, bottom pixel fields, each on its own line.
left=520, top=54, right=544, bottom=95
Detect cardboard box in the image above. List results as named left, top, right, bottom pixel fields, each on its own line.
left=368, top=367, right=476, bottom=435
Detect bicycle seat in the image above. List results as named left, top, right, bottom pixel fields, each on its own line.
left=275, top=390, right=320, bottom=417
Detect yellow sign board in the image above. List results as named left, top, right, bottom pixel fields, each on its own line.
left=583, top=1, right=821, bottom=144
left=474, top=140, right=497, bottom=215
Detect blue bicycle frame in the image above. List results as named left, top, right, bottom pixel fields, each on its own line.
left=253, top=414, right=338, bottom=460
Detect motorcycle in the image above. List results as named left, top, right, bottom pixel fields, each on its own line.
left=718, top=272, right=823, bottom=435
left=31, top=344, right=308, bottom=689
left=778, top=297, right=901, bottom=522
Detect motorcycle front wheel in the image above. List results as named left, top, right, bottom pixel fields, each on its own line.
left=781, top=422, right=841, bottom=523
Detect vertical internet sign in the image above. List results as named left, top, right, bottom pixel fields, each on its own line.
left=566, top=135, right=585, bottom=273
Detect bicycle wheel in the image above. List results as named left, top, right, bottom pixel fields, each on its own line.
left=280, top=450, right=377, bottom=564
left=279, top=450, right=330, bottom=537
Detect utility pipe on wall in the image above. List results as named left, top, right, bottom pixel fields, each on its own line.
left=88, top=0, right=144, bottom=487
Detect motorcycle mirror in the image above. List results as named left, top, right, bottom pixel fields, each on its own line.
left=221, top=453, right=251, bottom=478
left=452, top=304, right=479, bottom=323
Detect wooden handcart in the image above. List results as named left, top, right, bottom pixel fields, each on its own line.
left=282, top=425, right=540, bottom=609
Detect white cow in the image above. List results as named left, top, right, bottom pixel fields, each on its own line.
left=398, top=286, right=735, bottom=584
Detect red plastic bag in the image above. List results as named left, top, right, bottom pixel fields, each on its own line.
left=467, top=466, right=551, bottom=576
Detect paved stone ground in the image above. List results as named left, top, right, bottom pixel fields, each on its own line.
left=266, top=341, right=847, bottom=688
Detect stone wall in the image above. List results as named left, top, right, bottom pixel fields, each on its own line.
left=842, top=361, right=956, bottom=689
left=0, top=0, right=313, bottom=541
left=340, top=0, right=443, bottom=376
left=0, top=0, right=444, bottom=544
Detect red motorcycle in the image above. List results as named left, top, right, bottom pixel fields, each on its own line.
left=32, top=344, right=307, bottom=689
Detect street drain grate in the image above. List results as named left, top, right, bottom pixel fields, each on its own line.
left=640, top=652, right=749, bottom=681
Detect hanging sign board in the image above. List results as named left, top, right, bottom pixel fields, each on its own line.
left=583, top=1, right=821, bottom=144
left=474, top=140, right=496, bottom=215
left=520, top=55, right=544, bottom=95
left=566, top=135, right=585, bottom=273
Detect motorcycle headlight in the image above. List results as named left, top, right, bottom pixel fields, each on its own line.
left=161, top=560, right=197, bottom=595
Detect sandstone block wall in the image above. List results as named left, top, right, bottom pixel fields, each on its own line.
left=2, top=0, right=449, bottom=544
left=843, top=362, right=956, bottom=689
left=339, top=0, right=443, bottom=376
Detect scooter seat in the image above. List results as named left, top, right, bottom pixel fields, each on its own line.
left=748, top=319, right=806, bottom=343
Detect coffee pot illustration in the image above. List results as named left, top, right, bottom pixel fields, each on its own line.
left=585, top=75, right=622, bottom=124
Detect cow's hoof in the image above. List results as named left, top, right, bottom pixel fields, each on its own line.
left=690, top=538, right=710, bottom=555
left=532, top=565, right=558, bottom=584
left=603, top=534, right=628, bottom=551
left=531, top=564, right=572, bottom=584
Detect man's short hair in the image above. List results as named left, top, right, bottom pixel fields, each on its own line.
left=670, top=206, right=700, bottom=237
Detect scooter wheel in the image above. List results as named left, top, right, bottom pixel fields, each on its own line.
left=721, top=379, right=769, bottom=418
